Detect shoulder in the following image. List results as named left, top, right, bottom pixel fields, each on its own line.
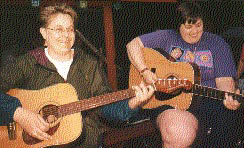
left=202, top=32, right=228, bottom=45
left=18, top=48, right=43, bottom=63
left=139, top=29, right=178, bottom=46
left=140, top=29, right=177, bottom=38
left=201, top=32, right=232, bottom=56
left=8, top=47, right=44, bottom=70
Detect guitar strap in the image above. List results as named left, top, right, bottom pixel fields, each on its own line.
left=153, top=48, right=176, bottom=62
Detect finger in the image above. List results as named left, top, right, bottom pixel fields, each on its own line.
left=223, top=98, right=231, bottom=108
left=146, top=85, right=155, bottom=97
left=147, top=85, right=155, bottom=93
left=236, top=89, right=240, bottom=94
left=35, top=129, right=51, bottom=141
left=225, top=93, right=231, bottom=101
left=144, top=78, right=154, bottom=85
left=143, top=72, right=156, bottom=84
left=133, top=86, right=143, bottom=98
left=37, top=115, right=50, bottom=131
left=37, top=115, right=49, bottom=126
left=151, top=76, right=157, bottom=84
left=152, top=74, right=158, bottom=82
left=133, top=86, right=142, bottom=92
left=224, top=100, right=239, bottom=110
left=30, top=130, right=45, bottom=141
left=38, top=129, right=52, bottom=140
left=139, top=82, right=148, bottom=94
left=234, top=100, right=240, bottom=106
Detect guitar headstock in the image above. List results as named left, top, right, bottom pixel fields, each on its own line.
left=155, top=79, right=192, bottom=93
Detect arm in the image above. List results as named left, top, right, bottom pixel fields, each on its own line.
left=90, top=57, right=155, bottom=121
left=212, top=36, right=239, bottom=110
left=127, top=37, right=147, bottom=73
left=126, top=37, right=157, bottom=84
left=89, top=60, right=136, bottom=121
left=102, top=83, right=154, bottom=121
left=216, top=77, right=240, bottom=110
left=0, top=56, right=51, bottom=140
left=0, top=93, right=22, bottom=125
left=0, top=92, right=51, bottom=140
left=102, top=100, right=139, bottom=121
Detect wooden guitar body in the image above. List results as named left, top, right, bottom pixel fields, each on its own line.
left=129, top=48, right=200, bottom=110
left=0, top=83, right=82, bottom=148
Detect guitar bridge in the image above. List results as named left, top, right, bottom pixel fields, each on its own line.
left=7, top=122, right=16, bottom=140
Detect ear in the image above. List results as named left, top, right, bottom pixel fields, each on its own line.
left=40, top=27, right=47, bottom=40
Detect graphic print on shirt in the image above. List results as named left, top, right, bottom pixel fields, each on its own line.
left=194, top=50, right=213, bottom=68
left=182, top=50, right=195, bottom=63
left=169, top=46, right=185, bottom=61
left=170, top=46, right=213, bottom=68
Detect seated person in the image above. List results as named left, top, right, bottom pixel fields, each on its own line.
left=0, top=3, right=155, bottom=148
left=102, top=2, right=243, bottom=148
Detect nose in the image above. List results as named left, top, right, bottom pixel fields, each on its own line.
left=62, top=30, right=69, bottom=37
left=191, top=27, right=198, bottom=34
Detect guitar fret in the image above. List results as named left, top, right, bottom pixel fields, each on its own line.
left=60, top=89, right=135, bottom=116
left=203, top=87, right=208, bottom=96
left=212, top=89, right=217, bottom=98
left=193, top=84, right=234, bottom=101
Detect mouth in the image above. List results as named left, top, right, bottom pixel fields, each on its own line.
left=190, top=34, right=198, bottom=37
left=58, top=40, right=70, bottom=44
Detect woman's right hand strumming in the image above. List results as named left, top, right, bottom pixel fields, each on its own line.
left=13, top=107, right=51, bottom=141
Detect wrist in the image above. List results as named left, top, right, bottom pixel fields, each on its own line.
left=128, top=97, right=141, bottom=109
left=13, top=107, right=23, bottom=122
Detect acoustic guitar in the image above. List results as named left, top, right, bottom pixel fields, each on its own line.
left=129, top=48, right=243, bottom=110
left=0, top=81, right=183, bottom=148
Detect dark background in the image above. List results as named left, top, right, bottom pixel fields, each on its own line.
left=1, top=1, right=244, bottom=90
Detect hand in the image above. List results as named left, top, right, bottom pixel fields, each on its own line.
left=13, top=107, right=51, bottom=140
left=141, top=70, right=158, bottom=84
left=223, top=89, right=241, bottom=110
left=129, top=82, right=155, bottom=109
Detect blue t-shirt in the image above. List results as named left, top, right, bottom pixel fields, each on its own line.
left=140, top=29, right=237, bottom=88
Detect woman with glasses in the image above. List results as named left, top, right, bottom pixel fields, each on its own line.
left=0, top=3, right=155, bottom=148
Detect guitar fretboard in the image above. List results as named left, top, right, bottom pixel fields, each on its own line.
left=192, top=84, right=243, bottom=103
left=58, top=89, right=135, bottom=117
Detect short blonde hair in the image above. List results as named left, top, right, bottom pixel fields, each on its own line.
left=40, top=3, right=77, bottom=28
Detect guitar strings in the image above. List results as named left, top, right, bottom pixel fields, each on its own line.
left=40, top=90, right=135, bottom=118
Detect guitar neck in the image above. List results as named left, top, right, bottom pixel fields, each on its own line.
left=58, top=89, right=135, bottom=117
left=192, top=84, right=243, bottom=103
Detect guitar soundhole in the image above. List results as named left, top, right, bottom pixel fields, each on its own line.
left=22, top=104, right=60, bottom=145
left=167, top=75, right=177, bottom=80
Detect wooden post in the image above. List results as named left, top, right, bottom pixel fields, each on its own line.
left=103, top=2, right=118, bottom=91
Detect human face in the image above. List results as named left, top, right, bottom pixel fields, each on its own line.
left=179, top=19, right=203, bottom=44
left=40, top=13, right=75, bottom=54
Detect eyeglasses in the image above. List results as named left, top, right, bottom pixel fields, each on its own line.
left=46, top=27, right=75, bottom=34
